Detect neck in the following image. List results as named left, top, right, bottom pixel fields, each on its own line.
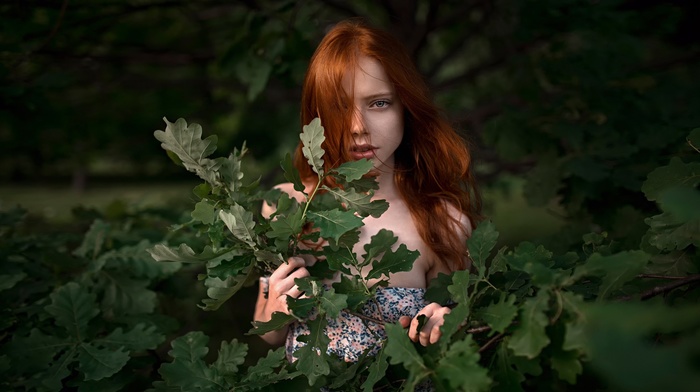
left=372, top=167, right=400, bottom=201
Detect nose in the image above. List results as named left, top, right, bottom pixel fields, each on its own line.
left=350, top=108, right=366, bottom=135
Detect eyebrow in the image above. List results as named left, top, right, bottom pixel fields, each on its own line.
left=360, top=92, right=394, bottom=101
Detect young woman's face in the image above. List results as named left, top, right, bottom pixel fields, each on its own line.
left=342, top=56, right=404, bottom=171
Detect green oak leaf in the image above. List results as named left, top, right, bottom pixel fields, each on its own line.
left=42, top=348, right=77, bottom=391
left=191, top=200, right=216, bottom=224
left=572, top=251, right=650, bottom=299
left=73, top=219, right=110, bottom=259
left=324, top=246, right=354, bottom=275
left=101, top=274, right=156, bottom=315
left=508, top=290, right=551, bottom=358
left=147, top=243, right=235, bottom=264
left=267, top=208, right=304, bottom=248
left=492, top=344, right=526, bottom=392
left=506, top=242, right=557, bottom=287
left=645, top=213, right=700, bottom=251
left=332, top=274, right=370, bottom=310
left=158, top=332, right=225, bottom=391
left=3, top=328, right=68, bottom=374
left=366, top=244, right=419, bottom=280
left=219, top=203, right=257, bottom=248
left=384, top=323, right=430, bottom=389
left=551, top=345, right=582, bottom=384
left=424, top=272, right=453, bottom=305
left=208, top=254, right=255, bottom=280
left=154, top=118, right=220, bottom=185
left=45, top=282, right=99, bottom=341
left=318, top=286, right=348, bottom=319
left=341, top=175, right=380, bottom=193
left=361, top=348, right=388, bottom=392
left=300, top=117, right=326, bottom=176
left=217, top=144, right=246, bottom=193
left=307, top=209, right=364, bottom=243
left=642, top=157, right=700, bottom=201
left=200, top=265, right=255, bottom=310
left=78, top=343, right=130, bottom=381
left=99, top=240, right=181, bottom=279
left=295, top=318, right=331, bottom=385
left=281, top=152, right=305, bottom=193
left=0, top=271, right=26, bottom=292
left=362, top=229, right=397, bottom=266
left=322, top=186, right=389, bottom=218
left=193, top=183, right=211, bottom=199
left=658, top=187, right=700, bottom=221
left=334, top=158, right=373, bottom=182
left=435, top=337, right=492, bottom=392
left=212, top=339, right=248, bottom=377
left=468, top=220, right=499, bottom=278
left=439, top=302, right=470, bottom=350
left=480, top=292, right=518, bottom=334
left=249, top=312, right=296, bottom=335
left=448, top=269, right=471, bottom=303
left=97, top=323, right=165, bottom=352
left=288, top=295, right=316, bottom=319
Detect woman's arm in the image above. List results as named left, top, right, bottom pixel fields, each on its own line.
left=399, top=208, right=473, bottom=346
left=253, top=257, right=309, bottom=346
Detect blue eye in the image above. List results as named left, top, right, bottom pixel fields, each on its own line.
left=373, top=100, right=389, bottom=108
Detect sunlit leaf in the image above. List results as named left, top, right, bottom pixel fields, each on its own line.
left=219, top=203, right=257, bottom=248
left=192, top=200, right=216, bottom=224
left=154, top=118, right=220, bottom=185
left=300, top=117, right=326, bottom=176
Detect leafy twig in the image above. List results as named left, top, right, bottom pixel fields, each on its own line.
left=637, top=274, right=689, bottom=280
left=478, top=332, right=505, bottom=353
left=639, top=274, right=700, bottom=300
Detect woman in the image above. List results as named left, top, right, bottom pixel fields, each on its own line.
left=254, top=19, right=481, bottom=363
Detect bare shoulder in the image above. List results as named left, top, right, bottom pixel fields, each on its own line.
left=444, top=201, right=473, bottom=239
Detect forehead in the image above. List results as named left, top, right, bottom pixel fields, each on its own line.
left=341, top=56, right=395, bottom=97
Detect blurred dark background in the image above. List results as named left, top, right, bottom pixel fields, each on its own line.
left=1, top=0, right=699, bottom=243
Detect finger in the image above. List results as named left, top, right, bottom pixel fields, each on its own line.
left=399, top=316, right=411, bottom=329
left=270, top=257, right=305, bottom=280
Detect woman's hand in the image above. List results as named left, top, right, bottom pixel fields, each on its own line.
left=399, top=303, right=451, bottom=346
left=254, top=256, right=310, bottom=346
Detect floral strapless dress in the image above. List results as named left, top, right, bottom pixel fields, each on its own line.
left=285, top=286, right=429, bottom=363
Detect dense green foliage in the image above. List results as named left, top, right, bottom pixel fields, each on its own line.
left=145, top=118, right=699, bottom=391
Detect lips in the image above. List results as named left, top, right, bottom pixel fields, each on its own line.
left=350, top=144, right=376, bottom=160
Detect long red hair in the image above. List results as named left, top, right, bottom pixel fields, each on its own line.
left=294, top=19, right=482, bottom=270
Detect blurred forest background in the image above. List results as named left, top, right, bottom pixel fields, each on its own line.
left=1, top=0, right=698, bottom=245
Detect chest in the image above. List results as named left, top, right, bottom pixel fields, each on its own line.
left=349, top=201, right=434, bottom=286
